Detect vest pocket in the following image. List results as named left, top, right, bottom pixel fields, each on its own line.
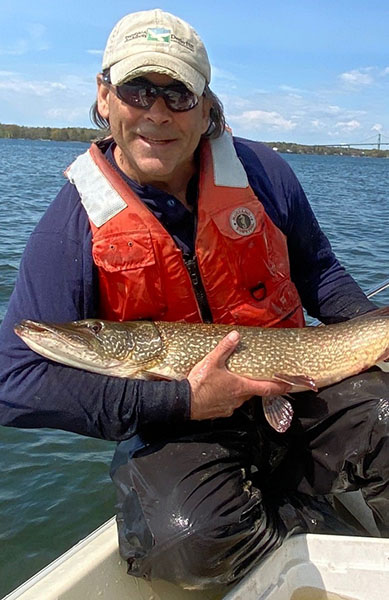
left=92, top=230, right=156, bottom=271
left=92, top=230, right=166, bottom=320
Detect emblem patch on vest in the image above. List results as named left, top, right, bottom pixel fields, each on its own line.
left=229, top=207, right=257, bottom=236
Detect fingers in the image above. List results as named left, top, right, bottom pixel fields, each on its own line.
left=241, top=378, right=292, bottom=397
left=188, top=330, right=293, bottom=421
left=208, top=331, right=291, bottom=397
left=210, top=330, right=240, bottom=367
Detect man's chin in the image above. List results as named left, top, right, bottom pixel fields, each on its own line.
left=128, top=160, right=179, bottom=186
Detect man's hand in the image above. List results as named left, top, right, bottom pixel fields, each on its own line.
left=188, top=330, right=291, bottom=420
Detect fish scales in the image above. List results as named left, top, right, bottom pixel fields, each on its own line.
left=152, top=314, right=389, bottom=387
left=13, top=308, right=389, bottom=432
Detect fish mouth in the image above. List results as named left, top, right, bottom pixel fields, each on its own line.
left=15, top=320, right=47, bottom=334
left=15, top=320, right=86, bottom=349
left=14, top=319, right=122, bottom=372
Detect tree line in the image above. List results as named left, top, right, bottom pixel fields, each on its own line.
left=264, top=141, right=389, bottom=158
left=0, top=123, right=102, bottom=142
left=1, top=122, right=388, bottom=157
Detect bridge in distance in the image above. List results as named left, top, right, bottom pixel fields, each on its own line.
left=324, top=133, right=389, bottom=150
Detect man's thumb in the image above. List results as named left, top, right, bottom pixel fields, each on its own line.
left=211, top=330, right=240, bottom=366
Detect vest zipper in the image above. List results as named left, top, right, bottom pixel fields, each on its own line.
left=183, top=255, right=213, bottom=323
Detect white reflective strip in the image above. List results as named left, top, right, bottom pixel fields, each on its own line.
left=66, top=151, right=127, bottom=227
left=210, top=131, right=249, bottom=188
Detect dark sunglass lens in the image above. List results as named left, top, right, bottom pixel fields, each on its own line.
left=117, top=84, right=155, bottom=108
left=163, top=88, right=198, bottom=111
left=115, top=80, right=198, bottom=112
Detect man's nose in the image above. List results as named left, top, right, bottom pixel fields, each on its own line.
left=145, top=96, right=173, bottom=124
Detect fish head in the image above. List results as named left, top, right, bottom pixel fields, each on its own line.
left=14, top=319, right=163, bottom=377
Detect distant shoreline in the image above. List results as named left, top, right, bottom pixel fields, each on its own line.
left=1, top=122, right=388, bottom=158
left=267, top=141, right=389, bottom=158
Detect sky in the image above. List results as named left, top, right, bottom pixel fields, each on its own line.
left=1, top=0, right=389, bottom=146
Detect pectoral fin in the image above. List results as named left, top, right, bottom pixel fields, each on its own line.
left=262, top=395, right=294, bottom=433
left=273, top=373, right=318, bottom=392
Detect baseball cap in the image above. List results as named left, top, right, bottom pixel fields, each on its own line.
left=102, top=9, right=211, bottom=96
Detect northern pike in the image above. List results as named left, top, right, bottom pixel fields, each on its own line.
left=14, top=307, right=389, bottom=433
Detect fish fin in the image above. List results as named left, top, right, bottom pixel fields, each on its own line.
left=376, top=361, right=389, bottom=373
left=262, top=396, right=294, bottom=433
left=273, top=373, right=318, bottom=392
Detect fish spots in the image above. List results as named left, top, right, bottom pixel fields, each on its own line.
left=98, top=328, right=134, bottom=360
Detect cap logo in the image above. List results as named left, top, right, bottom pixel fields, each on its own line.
left=230, top=207, right=257, bottom=236
left=146, top=27, right=171, bottom=43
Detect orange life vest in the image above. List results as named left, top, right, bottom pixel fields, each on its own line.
left=65, top=132, right=304, bottom=327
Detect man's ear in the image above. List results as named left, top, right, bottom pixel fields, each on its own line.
left=96, top=74, right=110, bottom=120
left=201, top=96, right=213, bottom=135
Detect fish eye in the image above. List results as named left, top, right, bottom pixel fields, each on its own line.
left=89, top=321, right=103, bottom=334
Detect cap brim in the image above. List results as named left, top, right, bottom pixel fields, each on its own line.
left=109, top=52, right=206, bottom=96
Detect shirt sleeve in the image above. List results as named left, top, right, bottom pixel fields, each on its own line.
left=0, top=182, right=190, bottom=440
left=234, top=139, right=375, bottom=323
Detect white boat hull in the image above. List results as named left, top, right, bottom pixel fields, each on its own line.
left=3, top=492, right=389, bottom=600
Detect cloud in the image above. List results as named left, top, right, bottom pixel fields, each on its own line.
left=0, top=72, right=95, bottom=127
left=87, top=49, right=104, bottom=56
left=211, top=65, right=238, bottom=82
left=339, top=68, right=374, bottom=88
left=334, top=119, right=361, bottom=132
left=229, top=109, right=296, bottom=131
left=27, top=23, right=49, bottom=51
left=0, top=23, right=49, bottom=56
left=47, top=107, right=90, bottom=121
left=279, top=84, right=308, bottom=96
left=0, top=79, right=66, bottom=96
left=339, top=66, right=389, bottom=90
left=311, top=119, right=326, bottom=130
left=323, top=105, right=342, bottom=115
left=0, top=70, right=18, bottom=77
left=338, top=66, right=389, bottom=90
left=0, top=39, right=28, bottom=56
left=372, top=123, right=383, bottom=132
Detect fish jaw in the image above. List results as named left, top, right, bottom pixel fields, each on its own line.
left=14, top=320, right=134, bottom=376
left=14, top=319, right=167, bottom=378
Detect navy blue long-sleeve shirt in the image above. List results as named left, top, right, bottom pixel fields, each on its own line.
left=0, top=137, right=374, bottom=440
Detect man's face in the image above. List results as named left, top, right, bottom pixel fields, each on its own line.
left=97, top=72, right=211, bottom=192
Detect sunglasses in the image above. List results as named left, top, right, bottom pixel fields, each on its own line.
left=102, top=73, right=200, bottom=112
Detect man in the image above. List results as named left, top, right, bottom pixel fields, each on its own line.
left=0, top=9, right=388, bottom=591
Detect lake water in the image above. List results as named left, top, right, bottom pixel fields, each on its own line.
left=0, top=138, right=388, bottom=597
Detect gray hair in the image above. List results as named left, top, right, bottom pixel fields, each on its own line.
left=89, top=80, right=225, bottom=139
